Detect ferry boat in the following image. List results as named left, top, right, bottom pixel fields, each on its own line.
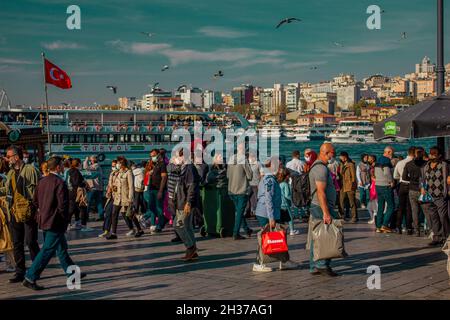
left=0, top=108, right=251, bottom=163
left=328, top=120, right=377, bottom=144
left=295, top=125, right=336, bottom=142
left=258, top=124, right=282, bottom=138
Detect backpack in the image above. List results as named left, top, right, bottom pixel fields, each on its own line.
left=291, top=162, right=326, bottom=208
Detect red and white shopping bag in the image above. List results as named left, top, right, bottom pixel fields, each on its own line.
left=261, top=229, right=288, bottom=255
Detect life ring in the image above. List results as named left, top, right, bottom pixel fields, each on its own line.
left=97, top=153, right=106, bottom=162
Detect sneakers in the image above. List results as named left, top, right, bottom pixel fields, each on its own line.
left=151, top=228, right=162, bottom=235
left=289, top=229, right=300, bottom=236
left=246, top=229, right=254, bottom=238
left=380, top=226, right=393, bottom=233
left=317, top=267, right=339, bottom=277
left=149, top=225, right=157, bottom=232
left=5, top=266, right=16, bottom=273
left=376, top=228, right=382, bottom=233
left=134, top=230, right=144, bottom=238
left=69, top=222, right=82, bottom=231
left=126, top=230, right=136, bottom=237
left=279, top=260, right=299, bottom=270
left=361, top=204, right=367, bottom=209
left=80, top=226, right=94, bottom=232
left=98, top=231, right=109, bottom=238
left=252, top=264, right=273, bottom=272
left=367, top=219, right=375, bottom=225
left=105, top=234, right=118, bottom=240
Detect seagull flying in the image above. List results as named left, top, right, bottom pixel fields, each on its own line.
left=400, top=32, right=407, bottom=40
left=140, top=32, right=155, bottom=37
left=106, top=86, right=117, bottom=94
left=310, top=66, right=318, bottom=70
left=161, top=65, right=169, bottom=72
left=149, top=83, right=160, bottom=92
left=276, top=17, right=302, bottom=29
left=333, top=42, right=344, bottom=47
left=213, top=70, right=224, bottom=78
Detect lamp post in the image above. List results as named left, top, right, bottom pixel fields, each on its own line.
left=436, top=0, right=446, bottom=153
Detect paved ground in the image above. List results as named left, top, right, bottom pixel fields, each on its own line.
left=0, top=209, right=449, bottom=300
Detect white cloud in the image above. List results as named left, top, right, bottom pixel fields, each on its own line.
left=106, top=40, right=171, bottom=54
left=198, top=26, right=255, bottom=38
left=107, top=39, right=286, bottom=67
left=0, top=58, right=37, bottom=65
left=162, top=48, right=284, bottom=66
left=283, top=61, right=328, bottom=69
left=42, top=41, right=85, bottom=50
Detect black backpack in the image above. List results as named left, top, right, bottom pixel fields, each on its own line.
left=291, top=162, right=326, bottom=208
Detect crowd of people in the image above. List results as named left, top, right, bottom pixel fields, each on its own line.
left=0, top=142, right=449, bottom=290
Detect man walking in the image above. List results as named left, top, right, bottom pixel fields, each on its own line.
left=172, top=150, right=200, bottom=261
left=227, top=143, right=253, bottom=240
left=308, top=143, right=339, bottom=277
left=393, top=146, right=415, bottom=234
left=0, top=146, right=40, bottom=284
left=83, top=155, right=104, bottom=221
left=374, top=146, right=396, bottom=233
left=338, top=151, right=358, bottom=223
left=23, top=156, right=85, bottom=290
left=144, top=149, right=168, bottom=234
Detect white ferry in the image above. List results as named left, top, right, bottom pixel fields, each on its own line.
left=0, top=108, right=251, bottom=163
left=295, top=125, right=336, bottom=142
left=328, top=120, right=376, bottom=144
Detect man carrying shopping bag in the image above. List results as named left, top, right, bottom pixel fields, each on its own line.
left=307, top=143, right=344, bottom=277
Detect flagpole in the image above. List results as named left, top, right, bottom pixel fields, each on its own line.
left=41, top=52, right=52, bottom=155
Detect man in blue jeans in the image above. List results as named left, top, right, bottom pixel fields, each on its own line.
left=308, top=143, right=339, bottom=277
left=374, top=146, right=395, bottom=233
left=23, top=156, right=85, bottom=290
left=227, top=143, right=254, bottom=240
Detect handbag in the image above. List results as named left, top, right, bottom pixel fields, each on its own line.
left=261, top=226, right=288, bottom=255
left=0, top=205, right=13, bottom=252
left=310, top=218, right=347, bottom=261
left=257, top=224, right=289, bottom=264
left=10, top=171, right=32, bottom=223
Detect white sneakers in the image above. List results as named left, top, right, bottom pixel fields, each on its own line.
left=98, top=231, right=109, bottom=238
left=280, top=260, right=299, bottom=270
left=149, top=225, right=157, bottom=232
left=367, top=219, right=375, bottom=224
left=126, top=230, right=136, bottom=237
left=290, top=229, right=300, bottom=236
left=252, top=261, right=299, bottom=272
left=252, top=264, right=273, bottom=272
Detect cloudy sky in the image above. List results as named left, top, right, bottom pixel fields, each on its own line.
left=0, top=0, right=448, bottom=106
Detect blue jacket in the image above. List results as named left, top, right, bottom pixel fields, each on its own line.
left=255, top=174, right=281, bottom=220
left=279, top=181, right=292, bottom=211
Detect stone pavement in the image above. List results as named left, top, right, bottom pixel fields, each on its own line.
left=0, top=210, right=449, bottom=300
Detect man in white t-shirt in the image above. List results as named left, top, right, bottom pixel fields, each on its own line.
left=286, top=150, right=305, bottom=174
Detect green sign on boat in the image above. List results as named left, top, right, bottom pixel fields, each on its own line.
left=384, top=121, right=397, bottom=136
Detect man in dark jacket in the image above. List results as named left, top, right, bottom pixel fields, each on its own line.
left=402, top=147, right=426, bottom=236
left=173, top=151, right=200, bottom=262
left=338, top=151, right=358, bottom=222
left=22, top=156, right=84, bottom=290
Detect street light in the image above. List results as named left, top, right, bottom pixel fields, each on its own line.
left=436, top=0, right=447, bottom=153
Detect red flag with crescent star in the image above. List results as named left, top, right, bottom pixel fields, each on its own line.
left=44, top=58, right=72, bottom=89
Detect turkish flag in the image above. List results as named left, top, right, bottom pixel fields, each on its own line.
left=44, top=58, right=72, bottom=89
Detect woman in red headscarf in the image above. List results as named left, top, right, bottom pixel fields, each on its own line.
left=303, top=149, right=318, bottom=173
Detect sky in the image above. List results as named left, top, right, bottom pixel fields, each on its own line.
left=0, top=0, right=449, bottom=106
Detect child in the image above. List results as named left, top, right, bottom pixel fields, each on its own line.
left=277, top=168, right=299, bottom=236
